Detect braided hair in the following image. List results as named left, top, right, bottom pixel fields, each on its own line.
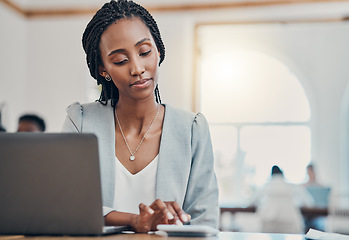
left=82, top=0, right=164, bottom=107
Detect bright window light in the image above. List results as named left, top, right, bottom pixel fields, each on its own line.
left=200, top=48, right=311, bottom=205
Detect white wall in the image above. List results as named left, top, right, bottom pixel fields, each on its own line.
left=154, top=13, right=195, bottom=112
left=25, top=16, right=91, bottom=132
left=0, top=1, right=349, bottom=192
left=0, top=4, right=27, bottom=132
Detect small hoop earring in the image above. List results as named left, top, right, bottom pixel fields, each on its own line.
left=105, top=74, right=112, bottom=82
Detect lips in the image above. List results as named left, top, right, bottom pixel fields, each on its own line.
left=130, top=78, right=151, bottom=86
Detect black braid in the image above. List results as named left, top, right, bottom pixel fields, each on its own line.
left=82, top=0, right=165, bottom=107
left=155, top=84, right=161, bottom=104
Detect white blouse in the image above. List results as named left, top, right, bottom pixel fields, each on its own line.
left=103, top=155, right=158, bottom=216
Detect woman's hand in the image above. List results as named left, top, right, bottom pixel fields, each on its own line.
left=160, top=201, right=191, bottom=225
left=131, top=199, right=191, bottom=233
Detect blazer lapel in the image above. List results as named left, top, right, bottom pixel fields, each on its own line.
left=155, top=105, right=191, bottom=207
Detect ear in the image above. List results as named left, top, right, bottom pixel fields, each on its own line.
left=98, top=66, right=107, bottom=77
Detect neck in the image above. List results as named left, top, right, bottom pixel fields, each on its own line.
left=309, top=177, right=316, bottom=182
left=117, top=99, right=158, bottom=117
left=115, top=97, right=159, bottom=132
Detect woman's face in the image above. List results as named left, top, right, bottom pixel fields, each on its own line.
left=99, top=17, right=160, bottom=103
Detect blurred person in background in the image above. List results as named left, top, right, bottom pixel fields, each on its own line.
left=303, top=163, right=330, bottom=232
left=304, top=164, right=322, bottom=187
left=17, top=114, right=46, bottom=132
left=249, top=165, right=314, bottom=233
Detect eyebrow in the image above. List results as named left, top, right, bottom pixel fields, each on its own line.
left=107, top=38, right=151, bottom=57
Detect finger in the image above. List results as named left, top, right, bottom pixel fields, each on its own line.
left=187, top=214, right=192, bottom=221
left=151, top=199, right=174, bottom=221
left=136, top=203, right=155, bottom=232
left=165, top=204, right=182, bottom=225
left=139, top=203, right=154, bottom=217
left=168, top=201, right=190, bottom=223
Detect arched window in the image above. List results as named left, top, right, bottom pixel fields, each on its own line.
left=198, top=25, right=312, bottom=205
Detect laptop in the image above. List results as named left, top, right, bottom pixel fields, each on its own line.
left=0, top=133, right=129, bottom=236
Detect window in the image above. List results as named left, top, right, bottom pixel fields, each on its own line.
left=198, top=25, right=311, bottom=205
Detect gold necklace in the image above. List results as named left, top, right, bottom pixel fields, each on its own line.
left=115, top=105, right=160, bottom=161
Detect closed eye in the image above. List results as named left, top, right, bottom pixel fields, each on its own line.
left=114, top=59, right=128, bottom=65
left=140, top=50, right=151, bottom=56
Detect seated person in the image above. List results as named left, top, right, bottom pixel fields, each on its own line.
left=250, top=165, right=314, bottom=234
left=303, top=164, right=331, bottom=208
left=304, top=164, right=321, bottom=187
left=304, top=163, right=331, bottom=207
left=62, top=0, right=219, bottom=233
left=17, top=114, right=46, bottom=132
left=303, top=164, right=330, bottom=231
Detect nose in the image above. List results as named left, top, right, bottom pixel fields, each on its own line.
left=130, top=56, right=145, bottom=76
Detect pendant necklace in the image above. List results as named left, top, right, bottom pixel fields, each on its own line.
left=115, top=104, right=160, bottom=161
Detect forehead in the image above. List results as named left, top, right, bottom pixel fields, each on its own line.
left=100, top=17, right=154, bottom=51
left=18, top=120, right=41, bottom=131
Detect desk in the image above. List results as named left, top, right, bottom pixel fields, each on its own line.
left=300, top=207, right=328, bottom=219
left=220, top=207, right=328, bottom=232
left=0, top=232, right=304, bottom=240
left=220, top=206, right=328, bottom=219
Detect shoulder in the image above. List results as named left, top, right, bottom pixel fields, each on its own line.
left=66, top=101, right=111, bottom=116
left=164, top=104, right=208, bottom=127
left=65, top=101, right=113, bottom=131
left=63, top=102, right=113, bottom=132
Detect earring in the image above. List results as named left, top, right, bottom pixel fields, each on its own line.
left=105, top=74, right=112, bottom=82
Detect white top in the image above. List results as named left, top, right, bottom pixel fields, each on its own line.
left=103, top=155, right=158, bottom=216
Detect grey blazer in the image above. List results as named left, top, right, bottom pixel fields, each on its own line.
left=62, top=101, right=219, bottom=228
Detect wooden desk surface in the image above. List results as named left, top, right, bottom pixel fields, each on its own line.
left=0, top=232, right=304, bottom=240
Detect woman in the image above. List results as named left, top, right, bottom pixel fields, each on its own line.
left=62, top=0, right=218, bottom=233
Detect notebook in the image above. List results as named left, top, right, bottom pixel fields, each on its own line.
left=0, top=133, right=129, bottom=236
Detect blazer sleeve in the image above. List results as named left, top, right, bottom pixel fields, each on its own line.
left=183, top=113, right=219, bottom=228
left=61, top=102, right=83, bottom=133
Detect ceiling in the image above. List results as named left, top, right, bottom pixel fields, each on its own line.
left=6, top=0, right=333, bottom=9
left=1, top=0, right=349, bottom=18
